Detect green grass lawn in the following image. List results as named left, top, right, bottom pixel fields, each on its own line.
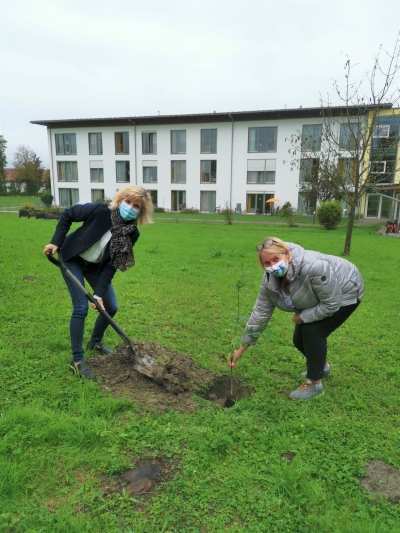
left=0, top=195, right=45, bottom=211
left=0, top=213, right=399, bottom=532
left=0, top=195, right=348, bottom=225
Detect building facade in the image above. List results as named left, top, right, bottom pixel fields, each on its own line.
left=31, top=106, right=400, bottom=218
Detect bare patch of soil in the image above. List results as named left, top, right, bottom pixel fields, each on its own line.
left=101, top=455, right=177, bottom=502
left=88, top=341, right=253, bottom=413
left=89, top=340, right=214, bottom=413
left=360, top=460, right=400, bottom=502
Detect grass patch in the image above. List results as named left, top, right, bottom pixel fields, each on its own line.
left=0, top=213, right=399, bottom=532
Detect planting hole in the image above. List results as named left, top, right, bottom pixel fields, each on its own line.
left=200, top=375, right=252, bottom=408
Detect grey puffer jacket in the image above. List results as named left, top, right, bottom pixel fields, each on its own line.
left=241, top=242, right=364, bottom=345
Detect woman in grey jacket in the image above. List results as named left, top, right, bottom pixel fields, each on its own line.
left=230, top=237, right=364, bottom=400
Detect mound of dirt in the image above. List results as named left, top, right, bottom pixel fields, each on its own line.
left=88, top=340, right=215, bottom=413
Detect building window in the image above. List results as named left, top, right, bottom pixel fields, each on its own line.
left=143, top=161, right=158, bottom=183
left=200, top=191, right=216, bottom=213
left=248, top=127, right=277, bottom=152
left=55, top=134, right=77, bottom=155
left=171, top=161, right=186, bottom=183
left=298, top=191, right=317, bottom=215
left=57, top=161, right=78, bottom=182
left=142, top=132, right=157, bottom=154
left=171, top=190, right=186, bottom=211
left=201, top=129, right=217, bottom=153
left=90, top=168, right=104, bottom=183
left=59, top=188, right=79, bottom=207
left=370, top=158, right=396, bottom=184
left=200, top=160, right=217, bottom=183
left=91, top=189, right=105, bottom=202
left=338, top=158, right=357, bottom=185
left=366, top=193, right=394, bottom=219
left=339, top=124, right=359, bottom=150
left=90, top=161, right=104, bottom=182
left=115, top=132, right=129, bottom=154
left=89, top=133, right=103, bottom=155
left=246, top=193, right=275, bottom=215
left=302, top=124, right=322, bottom=152
left=149, top=190, right=158, bottom=207
left=171, top=130, right=186, bottom=153
left=372, top=120, right=399, bottom=150
left=299, top=159, right=319, bottom=183
left=247, top=160, right=275, bottom=184
left=116, top=161, right=130, bottom=182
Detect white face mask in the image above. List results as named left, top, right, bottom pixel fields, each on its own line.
left=265, top=256, right=289, bottom=277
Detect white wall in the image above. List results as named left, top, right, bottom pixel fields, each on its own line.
left=47, top=116, right=348, bottom=212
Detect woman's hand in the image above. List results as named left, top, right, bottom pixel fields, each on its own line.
left=228, top=345, right=248, bottom=367
left=292, top=313, right=303, bottom=324
left=91, top=299, right=105, bottom=312
left=44, top=244, right=59, bottom=255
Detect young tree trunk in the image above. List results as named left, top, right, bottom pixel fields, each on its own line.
left=343, top=202, right=357, bottom=255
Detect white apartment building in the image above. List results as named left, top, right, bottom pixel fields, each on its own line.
left=31, top=106, right=372, bottom=215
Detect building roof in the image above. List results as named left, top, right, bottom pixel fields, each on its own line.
left=4, top=168, right=18, bottom=182
left=4, top=168, right=49, bottom=182
left=30, top=104, right=393, bottom=129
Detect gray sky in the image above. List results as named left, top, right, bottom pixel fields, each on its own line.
left=1, top=0, right=399, bottom=168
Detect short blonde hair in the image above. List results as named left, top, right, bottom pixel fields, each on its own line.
left=109, top=186, right=153, bottom=225
left=256, top=236, right=291, bottom=268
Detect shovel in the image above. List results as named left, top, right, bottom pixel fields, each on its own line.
left=45, top=251, right=156, bottom=379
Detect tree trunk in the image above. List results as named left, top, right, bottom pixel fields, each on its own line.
left=343, top=202, right=357, bottom=255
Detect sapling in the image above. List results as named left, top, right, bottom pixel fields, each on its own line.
left=227, top=272, right=250, bottom=403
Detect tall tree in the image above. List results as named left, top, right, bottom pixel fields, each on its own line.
left=42, top=169, right=51, bottom=191
left=287, top=33, right=400, bottom=255
left=0, top=136, right=7, bottom=194
left=13, top=145, right=44, bottom=196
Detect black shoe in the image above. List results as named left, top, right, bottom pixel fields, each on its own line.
left=86, top=341, right=113, bottom=355
left=70, top=360, right=96, bottom=379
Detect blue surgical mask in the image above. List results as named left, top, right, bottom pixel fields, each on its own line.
left=119, top=201, right=138, bottom=221
left=265, top=256, right=289, bottom=277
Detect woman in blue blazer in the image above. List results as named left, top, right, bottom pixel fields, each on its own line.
left=44, top=186, right=153, bottom=379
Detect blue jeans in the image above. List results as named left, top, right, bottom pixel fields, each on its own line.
left=59, top=254, right=118, bottom=363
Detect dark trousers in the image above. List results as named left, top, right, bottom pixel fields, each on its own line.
left=292, top=302, right=360, bottom=381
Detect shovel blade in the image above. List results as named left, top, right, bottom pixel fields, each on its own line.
left=133, top=353, right=157, bottom=379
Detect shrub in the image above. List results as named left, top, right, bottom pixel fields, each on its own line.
left=278, top=202, right=295, bottom=217
left=180, top=207, right=200, bottom=214
left=154, top=207, right=166, bottom=213
left=221, top=202, right=234, bottom=225
left=20, top=202, right=37, bottom=211
left=40, top=192, right=54, bottom=208
left=317, top=201, right=342, bottom=230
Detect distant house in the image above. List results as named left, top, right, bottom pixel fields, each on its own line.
left=4, top=168, right=18, bottom=192
left=3, top=167, right=49, bottom=194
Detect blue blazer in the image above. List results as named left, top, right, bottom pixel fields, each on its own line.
left=50, top=203, right=140, bottom=298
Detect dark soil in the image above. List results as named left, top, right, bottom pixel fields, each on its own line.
left=360, top=460, right=400, bottom=502
left=88, top=340, right=252, bottom=413
left=101, top=455, right=177, bottom=502
left=200, top=375, right=253, bottom=407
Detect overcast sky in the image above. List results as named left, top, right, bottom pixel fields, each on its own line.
left=1, top=0, right=399, bottom=168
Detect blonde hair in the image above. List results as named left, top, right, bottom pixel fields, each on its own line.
left=256, top=236, right=291, bottom=268
left=109, top=186, right=153, bottom=226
